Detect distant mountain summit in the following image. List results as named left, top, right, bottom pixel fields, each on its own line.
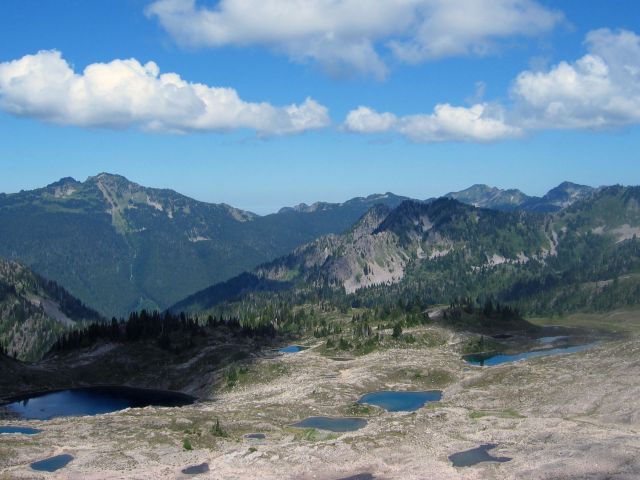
left=278, top=193, right=408, bottom=214
left=446, top=181, right=596, bottom=212
left=445, top=184, right=530, bottom=211
left=531, top=181, right=596, bottom=210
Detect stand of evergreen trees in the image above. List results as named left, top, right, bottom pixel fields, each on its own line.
left=51, top=310, right=277, bottom=354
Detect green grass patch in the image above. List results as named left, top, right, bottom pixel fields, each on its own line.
left=469, top=408, right=525, bottom=420
left=528, top=308, right=640, bottom=334
left=420, top=331, right=448, bottom=347
left=344, top=402, right=376, bottom=416
left=211, top=418, right=229, bottom=438
left=225, top=365, right=249, bottom=388
left=414, top=369, right=454, bottom=387
left=296, top=428, right=318, bottom=441
left=241, top=361, right=290, bottom=385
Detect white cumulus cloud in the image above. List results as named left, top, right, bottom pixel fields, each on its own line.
left=344, top=103, right=521, bottom=142
left=146, top=0, right=562, bottom=78
left=512, top=28, right=640, bottom=129
left=0, top=50, right=330, bottom=135
left=344, top=106, right=397, bottom=133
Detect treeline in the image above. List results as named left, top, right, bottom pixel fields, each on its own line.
left=445, top=298, right=522, bottom=321
left=51, top=310, right=277, bottom=354
left=435, top=297, right=530, bottom=332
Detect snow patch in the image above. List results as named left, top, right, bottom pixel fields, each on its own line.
left=429, top=247, right=452, bottom=260
left=146, top=197, right=164, bottom=212
left=487, top=254, right=508, bottom=266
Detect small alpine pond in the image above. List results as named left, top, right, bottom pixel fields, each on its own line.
left=30, top=454, right=74, bottom=472
left=449, top=444, right=512, bottom=467
left=357, top=390, right=442, bottom=412
left=0, top=426, right=42, bottom=435
left=278, top=345, right=307, bottom=353
left=290, top=416, right=367, bottom=432
left=182, top=463, right=210, bottom=475
left=464, top=343, right=595, bottom=366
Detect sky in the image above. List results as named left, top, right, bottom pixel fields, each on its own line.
left=0, top=0, right=639, bottom=214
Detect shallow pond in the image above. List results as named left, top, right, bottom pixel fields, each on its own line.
left=537, top=336, right=568, bottom=344
left=30, top=454, right=74, bottom=472
left=182, top=463, right=210, bottom=475
left=357, top=390, right=442, bottom=412
left=278, top=345, right=307, bottom=353
left=449, top=444, right=511, bottom=467
left=1, top=386, right=195, bottom=420
left=464, top=343, right=595, bottom=366
left=0, top=426, right=42, bottom=435
left=290, top=416, right=367, bottom=432
left=336, top=475, right=375, bottom=480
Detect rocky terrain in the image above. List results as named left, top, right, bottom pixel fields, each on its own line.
left=1, top=309, right=638, bottom=479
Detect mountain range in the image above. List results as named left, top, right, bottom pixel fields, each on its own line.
left=0, top=175, right=599, bottom=319
left=444, top=181, right=595, bottom=212
left=0, top=174, right=408, bottom=317
left=171, top=185, right=640, bottom=317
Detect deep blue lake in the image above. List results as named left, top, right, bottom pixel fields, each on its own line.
left=279, top=345, right=307, bottom=353
left=30, top=454, right=74, bottom=472
left=1, top=386, right=195, bottom=420
left=464, top=343, right=595, bottom=366
left=290, top=416, right=367, bottom=432
left=357, top=391, right=442, bottom=412
left=0, top=426, right=42, bottom=435
left=449, top=444, right=512, bottom=467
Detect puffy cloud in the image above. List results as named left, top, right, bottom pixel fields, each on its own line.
left=147, top=0, right=562, bottom=78
left=0, top=50, right=330, bottom=135
left=398, top=104, right=521, bottom=142
left=344, top=106, right=397, bottom=133
left=512, top=28, right=640, bottom=129
left=344, top=103, right=521, bottom=142
left=388, top=0, right=562, bottom=64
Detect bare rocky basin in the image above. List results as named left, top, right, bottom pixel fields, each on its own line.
left=1, top=315, right=640, bottom=479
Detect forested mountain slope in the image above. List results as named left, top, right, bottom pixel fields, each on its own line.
left=0, top=258, right=101, bottom=361
left=172, top=186, right=640, bottom=318
left=0, top=174, right=407, bottom=317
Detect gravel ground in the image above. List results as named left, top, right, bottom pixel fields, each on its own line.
left=1, top=324, right=639, bottom=479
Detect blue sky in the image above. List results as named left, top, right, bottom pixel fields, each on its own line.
left=1, top=0, right=639, bottom=213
